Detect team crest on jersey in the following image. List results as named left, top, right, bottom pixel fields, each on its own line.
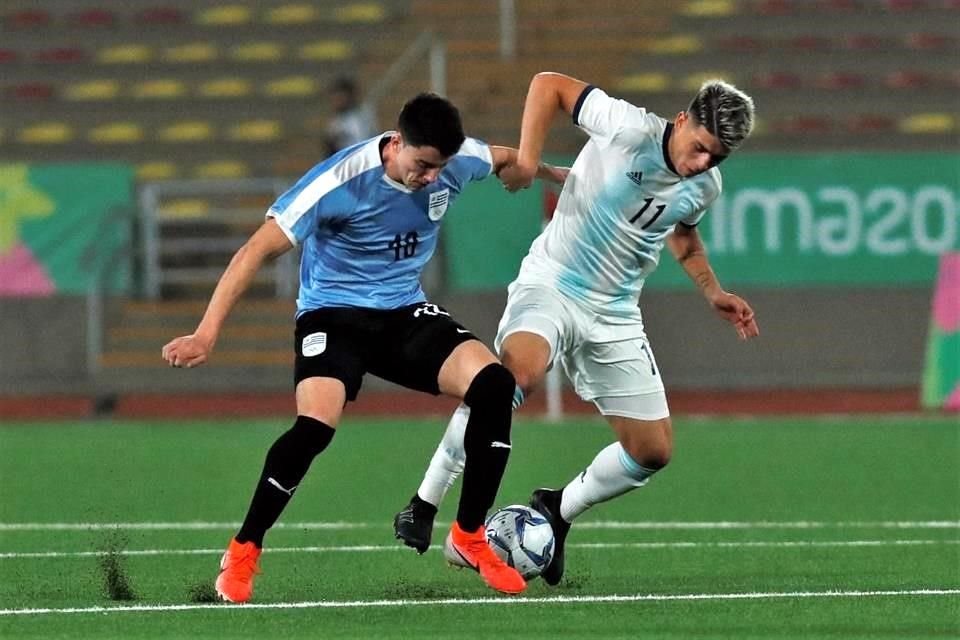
left=427, top=188, right=450, bottom=221
left=302, top=332, right=327, bottom=357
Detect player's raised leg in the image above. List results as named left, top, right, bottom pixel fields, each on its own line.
left=536, top=412, right=671, bottom=586
left=436, top=340, right=526, bottom=594
left=216, top=377, right=345, bottom=603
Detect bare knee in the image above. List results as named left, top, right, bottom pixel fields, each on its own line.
left=614, top=417, right=673, bottom=471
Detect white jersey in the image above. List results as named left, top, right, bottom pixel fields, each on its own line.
left=515, top=86, right=722, bottom=319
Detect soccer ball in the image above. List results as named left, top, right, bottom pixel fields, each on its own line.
left=484, top=505, right=555, bottom=579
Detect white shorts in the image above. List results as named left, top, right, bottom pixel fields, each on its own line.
left=494, top=283, right=670, bottom=421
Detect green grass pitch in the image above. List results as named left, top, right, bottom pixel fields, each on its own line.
left=1, top=414, right=958, bottom=638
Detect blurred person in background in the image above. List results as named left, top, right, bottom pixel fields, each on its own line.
left=162, top=92, right=565, bottom=601
left=395, top=72, right=759, bottom=586
left=323, top=75, right=376, bottom=156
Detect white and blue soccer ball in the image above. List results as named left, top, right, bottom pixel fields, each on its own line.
left=484, top=505, right=555, bottom=580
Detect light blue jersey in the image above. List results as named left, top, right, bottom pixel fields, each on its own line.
left=268, top=133, right=492, bottom=315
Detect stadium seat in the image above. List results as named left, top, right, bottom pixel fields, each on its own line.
left=17, top=122, right=74, bottom=144
left=846, top=114, right=896, bottom=133
left=884, top=0, right=930, bottom=11
left=228, top=120, right=283, bottom=142
left=715, top=35, right=765, bottom=52
left=158, top=198, right=212, bottom=219
left=815, top=72, right=866, bottom=89
left=88, top=122, right=145, bottom=144
left=163, top=43, right=218, bottom=63
left=98, top=44, right=153, bottom=64
left=64, top=79, right=121, bottom=101
left=199, top=78, right=253, bottom=98
left=264, top=76, right=319, bottom=97
left=904, top=32, right=954, bottom=50
left=5, top=9, right=52, bottom=29
left=266, top=4, right=320, bottom=24
left=34, top=47, right=86, bottom=64
left=884, top=70, right=933, bottom=89
left=842, top=34, right=889, bottom=50
left=9, top=82, right=55, bottom=101
left=774, top=115, right=834, bottom=134
left=645, top=35, right=704, bottom=55
left=0, top=49, right=17, bottom=64
left=195, top=5, right=252, bottom=26
left=158, top=121, right=214, bottom=142
left=755, top=0, right=795, bottom=15
left=818, top=0, right=858, bottom=11
left=752, top=71, right=803, bottom=89
left=135, top=7, right=186, bottom=25
left=680, top=0, right=737, bottom=17
left=299, top=41, right=352, bottom=61
left=193, top=160, right=251, bottom=179
left=334, top=2, right=388, bottom=22
left=614, top=73, right=670, bottom=93
left=137, top=161, right=180, bottom=181
left=789, top=35, right=831, bottom=51
left=69, top=9, right=117, bottom=28
left=899, top=113, right=955, bottom=134
left=230, top=42, right=284, bottom=62
left=132, top=79, right=187, bottom=99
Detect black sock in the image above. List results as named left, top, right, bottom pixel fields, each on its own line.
left=456, top=363, right=515, bottom=531
left=236, top=416, right=335, bottom=547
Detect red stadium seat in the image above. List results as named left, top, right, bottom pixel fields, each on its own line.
left=817, top=0, right=859, bottom=11
left=752, top=71, right=803, bottom=89
left=9, top=82, right=55, bottom=101
left=715, top=35, right=766, bottom=52
left=884, top=70, right=933, bottom=89
left=5, top=9, right=52, bottom=29
left=775, top=115, right=834, bottom=134
left=755, top=0, right=795, bottom=15
left=789, top=35, right=832, bottom=51
left=842, top=34, right=889, bottom=50
left=904, top=32, right=954, bottom=50
left=69, top=9, right=117, bottom=28
left=815, top=72, right=866, bottom=89
left=847, top=114, right=896, bottom=133
left=884, top=0, right=930, bottom=10
left=135, top=7, right=186, bottom=25
left=33, top=47, right=86, bottom=64
left=0, top=49, right=18, bottom=64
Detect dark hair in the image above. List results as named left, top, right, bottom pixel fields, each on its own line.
left=397, top=93, right=465, bottom=158
left=687, top=80, right=755, bottom=152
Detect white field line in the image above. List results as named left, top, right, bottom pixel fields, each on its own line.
left=2, top=539, right=958, bottom=560
left=1, top=589, right=958, bottom=617
left=1, top=520, right=958, bottom=532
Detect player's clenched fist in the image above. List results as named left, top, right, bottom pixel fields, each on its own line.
left=161, top=334, right=211, bottom=368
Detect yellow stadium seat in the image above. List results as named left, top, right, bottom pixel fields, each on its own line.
left=264, top=75, right=318, bottom=97
left=158, top=198, right=211, bottom=219
left=299, top=41, right=352, bottom=61
left=195, top=5, right=252, bottom=25
left=228, top=120, right=282, bottom=142
left=159, top=121, right=214, bottom=142
left=18, top=122, right=74, bottom=144
left=334, top=3, right=386, bottom=22
left=899, top=113, right=955, bottom=134
left=132, top=79, right=187, bottom=99
left=89, top=122, right=144, bottom=144
left=614, top=73, right=670, bottom=93
left=98, top=44, right=153, bottom=64
left=199, top=78, right=253, bottom=98
left=645, top=35, right=703, bottom=55
left=681, top=0, right=737, bottom=17
left=137, top=161, right=179, bottom=181
left=230, top=42, right=284, bottom=62
left=193, top=161, right=250, bottom=179
left=64, top=79, right=120, bottom=101
left=682, top=72, right=734, bottom=92
left=163, top=43, right=218, bottom=63
left=266, top=4, right=319, bottom=24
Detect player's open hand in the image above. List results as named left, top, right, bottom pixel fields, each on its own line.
left=161, top=334, right=212, bottom=368
left=709, top=292, right=759, bottom=341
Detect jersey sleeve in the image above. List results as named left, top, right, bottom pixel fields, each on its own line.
left=456, top=137, right=494, bottom=182
left=266, top=161, right=362, bottom=246
left=574, top=86, right=657, bottom=147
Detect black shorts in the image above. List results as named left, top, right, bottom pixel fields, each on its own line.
left=293, top=302, right=478, bottom=401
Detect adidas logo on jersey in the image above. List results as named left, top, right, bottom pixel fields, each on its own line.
left=625, top=171, right=643, bottom=186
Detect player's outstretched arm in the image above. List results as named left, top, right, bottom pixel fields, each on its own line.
left=513, top=72, right=589, bottom=188
left=161, top=219, right=293, bottom=368
left=667, top=223, right=759, bottom=341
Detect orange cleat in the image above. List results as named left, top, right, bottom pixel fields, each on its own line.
left=214, top=538, right=261, bottom=603
left=446, top=521, right=526, bottom=595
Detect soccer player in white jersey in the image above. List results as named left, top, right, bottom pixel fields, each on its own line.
left=394, top=73, right=760, bottom=585
left=162, top=93, right=564, bottom=601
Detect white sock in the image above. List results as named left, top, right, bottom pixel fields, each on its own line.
left=559, top=443, right=657, bottom=522
left=416, top=386, right=526, bottom=507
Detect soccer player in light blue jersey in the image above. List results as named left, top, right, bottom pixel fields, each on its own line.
left=395, top=73, right=761, bottom=585
left=162, top=93, right=564, bottom=601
